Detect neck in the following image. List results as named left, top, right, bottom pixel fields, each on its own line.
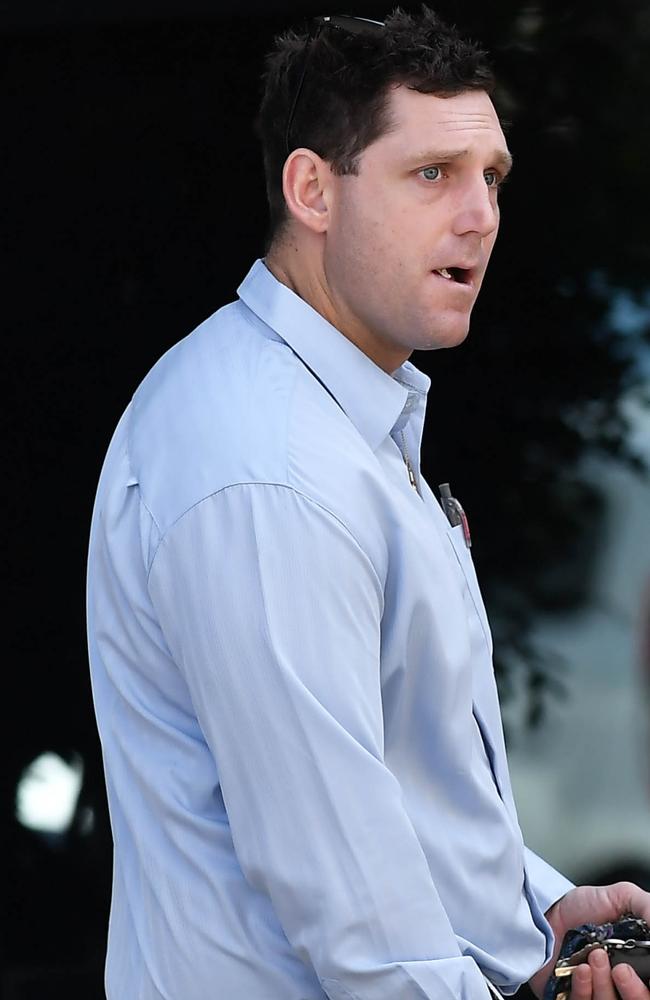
left=265, top=240, right=410, bottom=375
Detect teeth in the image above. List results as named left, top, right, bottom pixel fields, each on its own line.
left=435, top=267, right=454, bottom=280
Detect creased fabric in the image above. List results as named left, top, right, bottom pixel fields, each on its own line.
left=86, top=259, right=573, bottom=1000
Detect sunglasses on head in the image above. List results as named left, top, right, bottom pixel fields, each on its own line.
left=285, top=14, right=386, bottom=157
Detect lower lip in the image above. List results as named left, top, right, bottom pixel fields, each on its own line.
left=431, top=271, right=474, bottom=293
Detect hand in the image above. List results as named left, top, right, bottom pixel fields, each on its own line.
left=528, top=882, right=650, bottom=1000
left=571, top=948, right=649, bottom=1000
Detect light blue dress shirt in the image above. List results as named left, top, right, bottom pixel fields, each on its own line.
left=87, top=259, right=573, bottom=1000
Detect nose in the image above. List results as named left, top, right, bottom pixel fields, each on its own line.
left=452, top=176, right=500, bottom=239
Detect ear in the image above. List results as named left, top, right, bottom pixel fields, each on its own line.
left=281, top=149, right=332, bottom=235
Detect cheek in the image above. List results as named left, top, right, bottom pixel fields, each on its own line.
left=330, top=184, right=435, bottom=293
left=338, top=178, right=399, bottom=239
left=331, top=198, right=396, bottom=276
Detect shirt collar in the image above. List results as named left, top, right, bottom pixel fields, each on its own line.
left=237, top=259, right=430, bottom=453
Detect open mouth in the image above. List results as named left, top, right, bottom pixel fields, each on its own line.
left=433, top=266, right=472, bottom=285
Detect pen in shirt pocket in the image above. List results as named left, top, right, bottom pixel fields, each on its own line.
left=439, top=483, right=472, bottom=548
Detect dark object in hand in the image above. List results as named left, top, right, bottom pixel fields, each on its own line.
left=545, top=914, right=650, bottom=999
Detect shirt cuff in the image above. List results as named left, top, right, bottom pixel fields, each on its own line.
left=524, top=846, right=575, bottom=916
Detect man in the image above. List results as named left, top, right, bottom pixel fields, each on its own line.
left=86, top=8, right=650, bottom=999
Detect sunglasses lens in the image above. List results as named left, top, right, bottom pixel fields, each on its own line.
left=323, top=16, right=385, bottom=36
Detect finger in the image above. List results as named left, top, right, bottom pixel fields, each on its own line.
left=588, top=948, right=617, bottom=1000
left=610, top=883, right=650, bottom=923
left=611, top=963, right=650, bottom=1000
left=572, top=962, right=593, bottom=1000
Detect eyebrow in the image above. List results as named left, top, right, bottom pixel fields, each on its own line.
left=407, top=147, right=514, bottom=175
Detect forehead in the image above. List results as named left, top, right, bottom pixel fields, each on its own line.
left=378, top=85, right=507, bottom=158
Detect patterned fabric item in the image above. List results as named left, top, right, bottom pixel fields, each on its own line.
left=544, top=915, right=650, bottom=999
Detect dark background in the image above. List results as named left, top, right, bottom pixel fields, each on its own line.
left=4, top=1, right=650, bottom=996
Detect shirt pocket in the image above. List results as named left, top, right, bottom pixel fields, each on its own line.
left=445, top=524, right=493, bottom=656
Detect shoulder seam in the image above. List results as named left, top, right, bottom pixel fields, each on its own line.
left=146, top=481, right=384, bottom=596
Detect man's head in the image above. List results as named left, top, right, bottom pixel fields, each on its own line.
left=255, top=7, right=512, bottom=372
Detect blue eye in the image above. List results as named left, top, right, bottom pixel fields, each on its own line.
left=484, top=171, right=500, bottom=188
left=420, top=166, right=442, bottom=182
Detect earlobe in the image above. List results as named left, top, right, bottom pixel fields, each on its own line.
left=282, top=149, right=330, bottom=234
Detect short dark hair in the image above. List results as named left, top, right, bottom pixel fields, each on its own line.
left=254, top=5, right=496, bottom=250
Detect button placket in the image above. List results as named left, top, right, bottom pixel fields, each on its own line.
left=445, top=526, right=493, bottom=656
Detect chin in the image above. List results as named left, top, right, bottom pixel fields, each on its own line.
left=446, top=325, right=471, bottom=348
left=420, top=320, right=471, bottom=351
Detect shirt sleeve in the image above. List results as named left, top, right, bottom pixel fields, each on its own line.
left=524, top=846, right=575, bottom=916
left=147, top=481, right=492, bottom=1000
